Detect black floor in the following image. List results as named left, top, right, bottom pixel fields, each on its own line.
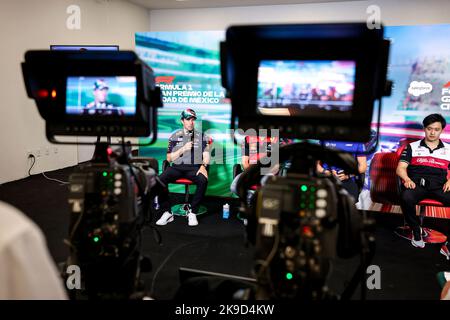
left=1, top=166, right=450, bottom=300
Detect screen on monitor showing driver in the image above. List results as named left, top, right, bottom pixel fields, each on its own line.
left=66, top=76, right=137, bottom=116
left=257, top=60, right=356, bottom=116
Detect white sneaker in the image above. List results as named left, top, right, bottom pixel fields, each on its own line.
left=440, top=243, right=450, bottom=260
left=187, top=212, right=198, bottom=226
left=411, top=227, right=425, bottom=248
left=411, top=238, right=425, bottom=248
left=156, top=211, right=174, bottom=226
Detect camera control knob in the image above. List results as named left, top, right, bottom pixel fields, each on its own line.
left=316, top=189, right=328, bottom=198
left=316, top=199, right=327, bottom=208
left=315, top=209, right=327, bottom=218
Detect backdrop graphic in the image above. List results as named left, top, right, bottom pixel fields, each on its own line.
left=361, top=24, right=450, bottom=218
left=135, top=31, right=238, bottom=196
left=136, top=25, right=450, bottom=215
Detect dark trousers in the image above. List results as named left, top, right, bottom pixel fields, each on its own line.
left=400, top=186, right=450, bottom=231
left=157, top=165, right=208, bottom=214
left=341, top=179, right=359, bottom=202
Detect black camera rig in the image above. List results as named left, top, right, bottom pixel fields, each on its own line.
left=221, top=23, right=389, bottom=300
left=22, top=50, right=162, bottom=299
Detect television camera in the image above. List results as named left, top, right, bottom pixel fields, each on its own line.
left=21, top=50, right=162, bottom=299
left=220, top=23, right=391, bottom=299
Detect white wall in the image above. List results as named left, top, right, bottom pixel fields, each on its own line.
left=0, top=0, right=149, bottom=184
left=149, top=0, right=450, bottom=30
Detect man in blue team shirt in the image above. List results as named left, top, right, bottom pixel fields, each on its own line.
left=317, top=141, right=368, bottom=202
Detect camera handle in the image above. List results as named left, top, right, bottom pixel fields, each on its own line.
left=279, top=142, right=359, bottom=176
left=91, top=139, right=111, bottom=164
left=340, top=215, right=376, bottom=300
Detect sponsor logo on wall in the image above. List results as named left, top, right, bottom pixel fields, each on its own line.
left=441, top=81, right=450, bottom=110
left=408, top=81, right=433, bottom=97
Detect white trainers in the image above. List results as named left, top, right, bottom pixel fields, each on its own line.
left=411, top=227, right=425, bottom=248
left=440, top=243, right=450, bottom=260
left=156, top=211, right=174, bottom=226
left=187, top=212, right=198, bottom=226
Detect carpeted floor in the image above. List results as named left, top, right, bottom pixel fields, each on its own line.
left=1, top=165, right=450, bottom=300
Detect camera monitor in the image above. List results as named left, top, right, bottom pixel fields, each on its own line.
left=66, top=76, right=137, bottom=117
left=221, top=23, right=390, bottom=142
left=257, top=59, right=356, bottom=116
left=22, top=50, right=162, bottom=144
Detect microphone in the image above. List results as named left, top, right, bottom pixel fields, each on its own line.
left=189, top=130, right=194, bottom=150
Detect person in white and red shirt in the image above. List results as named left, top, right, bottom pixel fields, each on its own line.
left=0, top=201, right=67, bottom=299
left=396, top=113, right=450, bottom=248
left=230, top=135, right=290, bottom=196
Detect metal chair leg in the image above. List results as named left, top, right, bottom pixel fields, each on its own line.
left=184, top=184, right=190, bottom=204
left=419, top=205, right=425, bottom=226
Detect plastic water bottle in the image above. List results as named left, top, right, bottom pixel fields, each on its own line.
left=154, top=196, right=160, bottom=210
left=222, top=203, right=230, bottom=219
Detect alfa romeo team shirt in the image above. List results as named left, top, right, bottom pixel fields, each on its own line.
left=400, top=139, right=450, bottom=188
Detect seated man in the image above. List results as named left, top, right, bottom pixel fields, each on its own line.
left=0, top=201, right=67, bottom=299
left=396, top=113, right=450, bottom=248
left=84, top=79, right=123, bottom=116
left=230, top=134, right=286, bottom=197
left=317, top=141, right=367, bottom=202
left=156, top=108, right=211, bottom=227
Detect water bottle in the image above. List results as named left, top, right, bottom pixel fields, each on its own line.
left=154, top=196, right=160, bottom=210
left=222, top=203, right=230, bottom=219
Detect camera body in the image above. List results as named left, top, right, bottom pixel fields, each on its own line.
left=253, top=174, right=340, bottom=299
left=254, top=174, right=371, bottom=300
left=67, top=161, right=141, bottom=297
left=22, top=50, right=161, bottom=143
left=66, top=144, right=158, bottom=298
left=238, top=142, right=369, bottom=299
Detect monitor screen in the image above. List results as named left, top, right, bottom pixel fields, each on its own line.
left=66, top=76, right=137, bottom=116
left=257, top=60, right=356, bottom=116
left=50, top=45, right=119, bottom=51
